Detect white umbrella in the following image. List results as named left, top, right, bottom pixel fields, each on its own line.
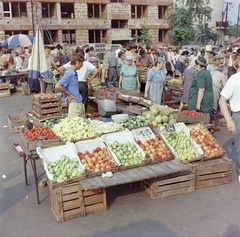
left=28, top=25, right=49, bottom=93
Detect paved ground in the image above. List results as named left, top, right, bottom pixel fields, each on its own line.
left=0, top=92, right=240, bottom=237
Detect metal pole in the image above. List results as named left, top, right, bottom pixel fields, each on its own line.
left=236, top=4, right=240, bottom=38
left=31, top=0, right=35, bottom=36
left=224, top=2, right=228, bottom=35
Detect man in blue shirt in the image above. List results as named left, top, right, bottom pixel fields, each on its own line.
left=55, top=54, right=85, bottom=118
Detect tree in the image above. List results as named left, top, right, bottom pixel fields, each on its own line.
left=168, top=0, right=213, bottom=45
left=134, top=22, right=152, bottom=46
left=197, top=23, right=219, bottom=45
left=227, top=25, right=240, bottom=37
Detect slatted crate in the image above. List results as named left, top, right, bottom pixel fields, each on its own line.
left=141, top=171, right=195, bottom=199
left=0, top=83, right=11, bottom=97
left=8, top=114, right=28, bottom=134
left=48, top=180, right=107, bottom=223
left=190, top=157, right=232, bottom=189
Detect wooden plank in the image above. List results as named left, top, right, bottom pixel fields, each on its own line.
left=63, top=199, right=80, bottom=211
left=85, top=203, right=106, bottom=215
left=154, top=180, right=194, bottom=192
left=110, top=171, right=131, bottom=184
left=80, top=178, right=99, bottom=191
left=138, top=166, right=159, bottom=177
left=196, top=171, right=232, bottom=181
left=102, top=189, right=107, bottom=211
left=50, top=207, right=61, bottom=223
left=63, top=208, right=82, bottom=221
left=62, top=192, right=79, bottom=202
left=147, top=163, right=174, bottom=176
left=92, top=176, right=108, bottom=188
left=152, top=186, right=195, bottom=199
left=97, top=177, right=116, bottom=187
left=164, top=160, right=190, bottom=172
left=56, top=188, right=64, bottom=223
left=84, top=193, right=103, bottom=206
left=196, top=176, right=232, bottom=189
left=61, top=184, right=79, bottom=195
left=154, top=174, right=195, bottom=186
left=121, top=168, right=142, bottom=181
left=83, top=189, right=103, bottom=197
left=78, top=185, right=86, bottom=217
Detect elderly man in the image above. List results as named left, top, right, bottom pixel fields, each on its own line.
left=139, top=50, right=153, bottom=70
left=104, top=44, right=118, bottom=87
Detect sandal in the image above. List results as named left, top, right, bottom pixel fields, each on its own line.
left=214, top=128, right=220, bottom=132
left=210, top=129, right=215, bottom=134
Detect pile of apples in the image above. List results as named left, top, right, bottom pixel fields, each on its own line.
left=189, top=124, right=222, bottom=158
left=137, top=135, right=171, bottom=161
left=33, top=93, right=57, bottom=99
left=77, top=147, right=115, bottom=173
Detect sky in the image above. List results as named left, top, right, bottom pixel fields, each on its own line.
left=226, top=0, right=239, bottom=25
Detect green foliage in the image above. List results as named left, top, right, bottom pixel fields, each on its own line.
left=197, top=23, right=219, bottom=44
left=134, top=22, right=152, bottom=46
left=227, top=25, right=240, bottom=37
left=168, top=0, right=213, bottom=45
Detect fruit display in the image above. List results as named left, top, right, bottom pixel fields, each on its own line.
left=137, top=135, right=171, bottom=161
left=33, top=101, right=59, bottom=107
left=47, top=155, right=83, bottom=183
left=41, top=118, right=63, bottom=127
left=163, top=129, right=201, bottom=161
left=23, top=127, right=56, bottom=141
left=138, top=105, right=177, bottom=127
left=108, top=141, right=144, bottom=166
left=122, top=116, right=148, bottom=129
left=77, top=147, right=116, bottom=172
left=33, top=110, right=59, bottom=117
left=33, top=93, right=57, bottom=99
left=33, top=105, right=59, bottom=111
left=179, top=111, right=208, bottom=116
left=188, top=124, right=223, bottom=158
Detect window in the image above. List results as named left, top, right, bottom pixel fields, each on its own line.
left=131, top=5, right=148, bottom=19
left=42, top=3, right=56, bottom=18
left=3, top=2, right=27, bottom=18
left=62, top=30, right=76, bottom=44
left=88, top=4, right=107, bottom=18
left=131, top=29, right=141, bottom=42
left=89, top=30, right=108, bottom=43
left=158, top=6, right=167, bottom=19
left=3, top=2, right=11, bottom=17
left=159, top=29, right=168, bottom=42
left=61, top=3, right=74, bottom=18
left=43, top=30, right=58, bottom=44
left=111, top=20, right=128, bottom=28
left=110, top=0, right=127, bottom=2
left=5, top=30, right=28, bottom=39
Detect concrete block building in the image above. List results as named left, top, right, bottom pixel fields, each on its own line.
left=0, top=0, right=171, bottom=46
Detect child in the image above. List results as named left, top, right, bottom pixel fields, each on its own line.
left=55, top=54, right=85, bottom=118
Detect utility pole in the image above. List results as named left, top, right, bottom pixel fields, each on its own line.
left=236, top=4, right=240, bottom=38
left=224, top=2, right=229, bottom=35
left=31, top=0, right=35, bottom=36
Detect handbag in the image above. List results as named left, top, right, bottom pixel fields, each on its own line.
left=162, top=85, right=172, bottom=101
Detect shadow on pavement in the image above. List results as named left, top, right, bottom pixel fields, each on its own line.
left=223, top=224, right=240, bottom=237
left=86, top=219, right=180, bottom=237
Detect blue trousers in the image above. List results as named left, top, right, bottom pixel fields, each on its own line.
left=232, top=112, right=240, bottom=175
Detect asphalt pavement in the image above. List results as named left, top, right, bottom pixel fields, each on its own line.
left=0, top=92, right=240, bottom=237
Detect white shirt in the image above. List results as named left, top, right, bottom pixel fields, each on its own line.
left=115, top=49, right=121, bottom=58
left=189, top=55, right=198, bottom=67
left=220, top=72, right=240, bottom=112
left=63, top=61, right=95, bottom=82
left=172, top=54, right=179, bottom=65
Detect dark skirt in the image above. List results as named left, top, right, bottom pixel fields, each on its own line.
left=228, top=66, right=236, bottom=78
left=29, top=78, right=41, bottom=92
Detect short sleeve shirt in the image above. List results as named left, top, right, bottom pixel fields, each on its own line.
left=58, top=68, right=82, bottom=103
left=140, top=54, right=153, bottom=67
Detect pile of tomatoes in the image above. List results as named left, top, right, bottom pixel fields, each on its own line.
left=180, top=111, right=208, bottom=116
left=23, top=127, right=56, bottom=141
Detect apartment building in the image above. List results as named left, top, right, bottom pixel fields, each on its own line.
left=0, top=0, right=170, bottom=46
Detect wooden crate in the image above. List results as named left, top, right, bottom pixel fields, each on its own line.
left=48, top=180, right=107, bottom=223
left=32, top=106, right=61, bottom=114
left=33, top=110, right=62, bottom=120
left=15, top=85, right=23, bottom=92
left=32, top=93, right=62, bottom=103
left=141, top=172, right=195, bottom=199
left=191, top=157, right=232, bottom=189
left=0, top=82, right=9, bottom=89
left=33, top=100, right=61, bottom=109
left=126, top=105, right=149, bottom=115
left=0, top=88, right=11, bottom=98
left=107, top=91, right=122, bottom=104
left=92, top=89, right=107, bottom=100
left=20, top=127, right=60, bottom=151
left=175, top=112, right=210, bottom=124
left=8, top=114, right=28, bottom=134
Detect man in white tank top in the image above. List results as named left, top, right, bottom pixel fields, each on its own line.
left=228, top=48, right=240, bottom=78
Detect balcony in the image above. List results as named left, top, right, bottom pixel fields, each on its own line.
left=216, top=21, right=228, bottom=29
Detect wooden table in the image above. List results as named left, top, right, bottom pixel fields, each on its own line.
left=80, top=160, right=190, bottom=191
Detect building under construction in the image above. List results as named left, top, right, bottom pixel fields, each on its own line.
left=0, top=0, right=171, bottom=45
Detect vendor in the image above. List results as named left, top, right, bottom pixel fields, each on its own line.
left=188, top=57, right=214, bottom=115
left=144, top=57, right=166, bottom=105
left=207, top=57, right=222, bottom=73
left=55, top=54, right=85, bottom=118
left=119, top=56, right=140, bottom=91
left=174, top=51, right=189, bottom=79
left=139, top=50, right=153, bottom=70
